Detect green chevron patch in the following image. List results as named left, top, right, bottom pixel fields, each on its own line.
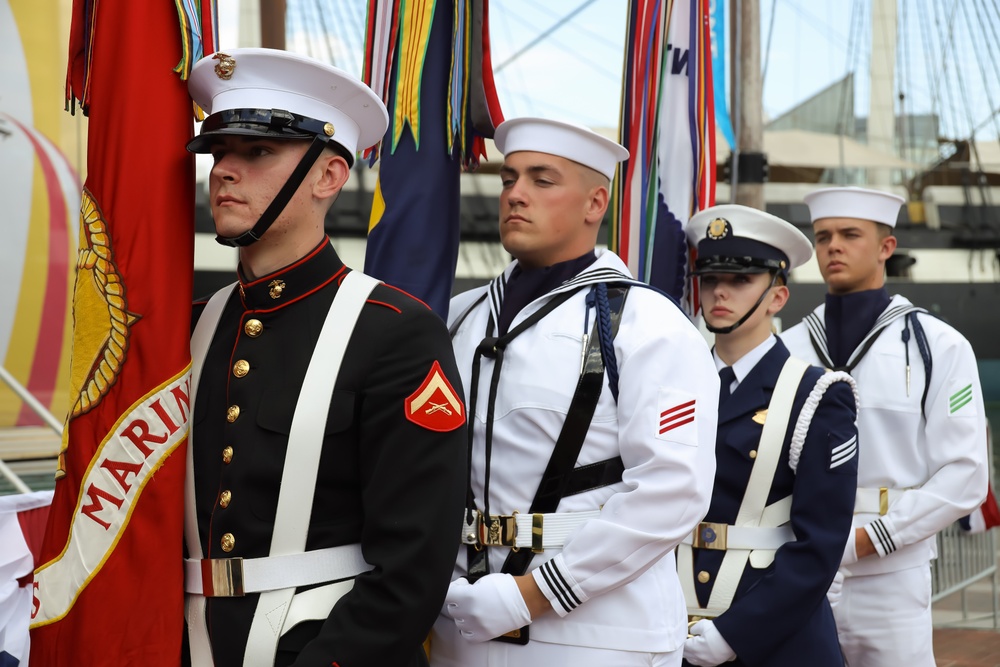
left=949, top=384, right=973, bottom=414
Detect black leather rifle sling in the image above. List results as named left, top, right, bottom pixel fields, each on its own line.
left=492, top=285, right=629, bottom=645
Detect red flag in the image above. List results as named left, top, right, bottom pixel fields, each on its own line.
left=29, top=1, right=215, bottom=664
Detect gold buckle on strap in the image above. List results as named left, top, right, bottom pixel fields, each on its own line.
left=879, top=487, right=889, bottom=516
left=477, top=512, right=518, bottom=548
left=691, top=522, right=728, bottom=550
left=200, top=557, right=245, bottom=597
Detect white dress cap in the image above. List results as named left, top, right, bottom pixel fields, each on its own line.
left=493, top=117, right=629, bottom=181
left=685, top=204, right=814, bottom=271
left=804, top=186, right=905, bottom=228
left=188, top=48, right=388, bottom=157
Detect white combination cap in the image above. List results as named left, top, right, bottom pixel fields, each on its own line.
left=187, top=48, right=388, bottom=163
left=804, top=186, right=905, bottom=228
left=685, top=204, right=814, bottom=275
left=493, top=117, right=629, bottom=181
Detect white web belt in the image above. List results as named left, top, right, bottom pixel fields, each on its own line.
left=461, top=510, right=601, bottom=551
left=680, top=522, right=794, bottom=552
left=184, top=544, right=370, bottom=597
left=855, top=487, right=907, bottom=515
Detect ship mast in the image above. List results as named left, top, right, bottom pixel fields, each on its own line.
left=238, top=0, right=286, bottom=49
left=869, top=0, right=897, bottom=186
left=730, top=0, right=765, bottom=208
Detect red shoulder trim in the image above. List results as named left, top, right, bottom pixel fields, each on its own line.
left=365, top=299, right=402, bottom=314
left=383, top=283, right=431, bottom=310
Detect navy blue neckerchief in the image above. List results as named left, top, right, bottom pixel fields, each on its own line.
left=824, top=288, right=891, bottom=368
left=497, top=251, right=597, bottom=336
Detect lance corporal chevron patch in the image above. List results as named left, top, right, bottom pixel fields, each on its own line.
left=405, top=360, right=465, bottom=432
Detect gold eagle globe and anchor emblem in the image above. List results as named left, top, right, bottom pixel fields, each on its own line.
left=56, top=190, right=140, bottom=477
left=213, top=52, right=237, bottom=80
left=69, top=189, right=140, bottom=418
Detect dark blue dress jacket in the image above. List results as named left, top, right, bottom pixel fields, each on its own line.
left=687, top=339, right=858, bottom=667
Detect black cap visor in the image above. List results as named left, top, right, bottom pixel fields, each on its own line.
left=692, top=255, right=785, bottom=276
left=187, top=108, right=353, bottom=165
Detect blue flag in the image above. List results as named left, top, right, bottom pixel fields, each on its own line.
left=364, top=2, right=461, bottom=318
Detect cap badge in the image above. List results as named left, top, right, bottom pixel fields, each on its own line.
left=707, top=217, right=731, bottom=240
left=213, top=52, right=236, bottom=80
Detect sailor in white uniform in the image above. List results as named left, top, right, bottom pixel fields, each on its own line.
left=781, top=186, right=988, bottom=666
left=431, top=117, right=718, bottom=667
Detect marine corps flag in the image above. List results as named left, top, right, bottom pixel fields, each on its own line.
left=363, top=0, right=503, bottom=318
left=28, top=1, right=216, bottom=664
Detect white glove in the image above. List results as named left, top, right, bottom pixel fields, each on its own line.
left=827, top=569, right=845, bottom=608
left=684, top=620, right=736, bottom=666
left=442, top=574, right=531, bottom=643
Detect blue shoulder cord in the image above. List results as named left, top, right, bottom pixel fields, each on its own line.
left=901, top=312, right=933, bottom=417
left=585, top=284, right=621, bottom=403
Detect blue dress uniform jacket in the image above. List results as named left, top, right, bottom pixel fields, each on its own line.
left=687, top=339, right=858, bottom=667
left=188, top=239, right=468, bottom=667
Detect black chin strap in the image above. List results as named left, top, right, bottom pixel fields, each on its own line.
left=215, top=135, right=331, bottom=247
left=705, top=271, right=780, bottom=334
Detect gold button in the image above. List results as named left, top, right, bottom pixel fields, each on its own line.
left=323, top=122, right=335, bottom=136
left=698, top=571, right=711, bottom=584
left=749, top=450, right=758, bottom=459
left=220, top=532, right=235, bottom=552
left=226, top=405, right=240, bottom=422
left=219, top=490, right=232, bottom=508
left=233, top=359, right=250, bottom=378
left=245, top=319, right=263, bottom=337
left=222, top=446, right=233, bottom=464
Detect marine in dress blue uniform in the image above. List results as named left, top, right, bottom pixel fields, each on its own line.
left=680, top=206, right=859, bottom=667
left=182, top=49, right=468, bottom=667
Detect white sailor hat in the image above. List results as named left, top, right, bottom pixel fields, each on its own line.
left=685, top=204, right=813, bottom=277
left=186, top=48, right=389, bottom=165
left=493, top=117, right=629, bottom=181
left=804, top=186, right=905, bottom=228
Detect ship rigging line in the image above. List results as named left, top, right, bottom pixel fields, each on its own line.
left=494, top=0, right=600, bottom=72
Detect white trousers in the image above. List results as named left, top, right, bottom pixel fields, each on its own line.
left=834, top=564, right=934, bottom=667
left=430, top=616, right=681, bottom=667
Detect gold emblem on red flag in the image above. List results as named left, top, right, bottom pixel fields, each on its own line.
left=213, top=52, right=236, bottom=80
left=405, top=360, right=465, bottom=432
left=69, top=189, right=140, bottom=419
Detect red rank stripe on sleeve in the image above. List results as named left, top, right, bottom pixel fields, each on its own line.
left=660, top=399, right=696, bottom=434
left=404, top=360, right=466, bottom=432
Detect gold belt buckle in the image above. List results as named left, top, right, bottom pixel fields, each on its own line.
left=879, top=487, right=889, bottom=516
left=478, top=513, right=518, bottom=547
left=201, top=557, right=245, bottom=597
left=691, top=522, right=728, bottom=550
